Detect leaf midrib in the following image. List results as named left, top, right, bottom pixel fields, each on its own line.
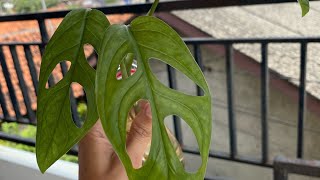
left=41, top=9, right=90, bottom=167
left=125, top=25, right=171, bottom=177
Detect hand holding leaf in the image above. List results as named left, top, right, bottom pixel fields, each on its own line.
left=36, top=1, right=212, bottom=179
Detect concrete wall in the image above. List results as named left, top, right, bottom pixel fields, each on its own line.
left=0, top=145, right=78, bottom=180
left=149, top=46, right=320, bottom=180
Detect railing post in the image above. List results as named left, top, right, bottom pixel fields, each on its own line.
left=167, top=65, right=183, bottom=145
left=0, top=83, right=9, bottom=119
left=261, top=43, right=269, bottom=164
left=225, top=44, right=237, bottom=159
left=23, top=45, right=39, bottom=95
left=194, top=44, right=204, bottom=96
left=297, top=42, right=307, bottom=159
left=9, top=45, right=36, bottom=123
left=37, top=19, right=49, bottom=43
left=60, top=61, right=81, bottom=127
left=0, top=46, right=22, bottom=121
left=37, top=19, right=55, bottom=87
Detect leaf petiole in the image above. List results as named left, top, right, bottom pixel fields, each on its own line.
left=147, top=0, right=159, bottom=16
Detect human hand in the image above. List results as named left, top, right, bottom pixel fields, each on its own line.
left=78, top=100, right=152, bottom=180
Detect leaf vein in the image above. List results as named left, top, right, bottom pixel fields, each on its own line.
left=137, top=43, right=198, bottom=88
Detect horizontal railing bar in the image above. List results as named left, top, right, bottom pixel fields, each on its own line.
left=183, top=146, right=273, bottom=168
left=183, top=37, right=320, bottom=44
left=0, top=133, right=274, bottom=169
left=0, top=42, right=43, bottom=46
left=0, top=115, right=36, bottom=125
left=0, top=0, right=301, bottom=22
left=1, top=37, right=320, bottom=47
left=0, top=131, right=35, bottom=146
left=0, top=132, right=78, bottom=156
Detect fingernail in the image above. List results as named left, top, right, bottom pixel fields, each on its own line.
left=144, top=103, right=152, bottom=118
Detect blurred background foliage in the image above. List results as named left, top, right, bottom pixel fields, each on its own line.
left=0, top=102, right=89, bottom=163
left=13, top=0, right=60, bottom=13
left=1, top=0, right=119, bottom=14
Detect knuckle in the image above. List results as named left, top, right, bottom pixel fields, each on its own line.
left=131, top=122, right=152, bottom=139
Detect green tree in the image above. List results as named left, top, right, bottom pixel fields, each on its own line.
left=13, top=0, right=60, bottom=13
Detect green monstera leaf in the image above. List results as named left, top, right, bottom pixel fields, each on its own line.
left=36, top=9, right=110, bottom=172
left=299, top=0, right=310, bottom=16
left=96, top=16, right=212, bottom=179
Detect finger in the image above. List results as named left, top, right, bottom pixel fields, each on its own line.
left=79, top=120, right=122, bottom=180
left=126, top=101, right=152, bottom=168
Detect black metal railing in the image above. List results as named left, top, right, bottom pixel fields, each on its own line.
left=0, top=0, right=318, bottom=179
left=1, top=36, right=317, bottom=165
left=181, top=37, right=319, bottom=168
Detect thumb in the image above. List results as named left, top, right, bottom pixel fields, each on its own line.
left=126, top=101, right=152, bottom=168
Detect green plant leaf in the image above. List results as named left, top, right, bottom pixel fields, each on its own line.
left=96, top=16, right=212, bottom=179
left=299, top=0, right=310, bottom=17
left=36, top=9, right=110, bottom=173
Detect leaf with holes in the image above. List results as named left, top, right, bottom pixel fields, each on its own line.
left=96, top=16, right=212, bottom=179
left=299, top=0, right=309, bottom=16
left=36, top=9, right=110, bottom=172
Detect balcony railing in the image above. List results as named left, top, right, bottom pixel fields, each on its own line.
left=0, top=0, right=318, bottom=179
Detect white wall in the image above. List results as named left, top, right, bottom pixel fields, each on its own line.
left=0, top=145, right=78, bottom=180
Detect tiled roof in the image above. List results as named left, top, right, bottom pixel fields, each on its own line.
left=0, top=11, right=133, bottom=117
left=173, top=2, right=320, bottom=100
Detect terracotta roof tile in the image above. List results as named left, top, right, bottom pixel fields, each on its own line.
left=0, top=10, right=132, bottom=118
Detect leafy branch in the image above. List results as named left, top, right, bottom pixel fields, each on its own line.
left=36, top=1, right=212, bottom=179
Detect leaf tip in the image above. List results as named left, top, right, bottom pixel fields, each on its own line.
left=301, top=9, right=309, bottom=17
left=36, top=149, right=49, bottom=173
left=299, top=0, right=310, bottom=17
left=37, top=159, right=49, bottom=174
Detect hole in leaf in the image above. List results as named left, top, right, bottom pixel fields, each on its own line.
left=77, top=102, right=87, bottom=127
left=149, top=58, right=204, bottom=96
left=46, top=60, right=71, bottom=89
left=70, top=82, right=86, bottom=128
left=125, top=99, right=152, bottom=169
left=116, top=53, right=137, bottom=80
left=83, top=43, right=97, bottom=69
left=164, top=116, right=202, bottom=173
